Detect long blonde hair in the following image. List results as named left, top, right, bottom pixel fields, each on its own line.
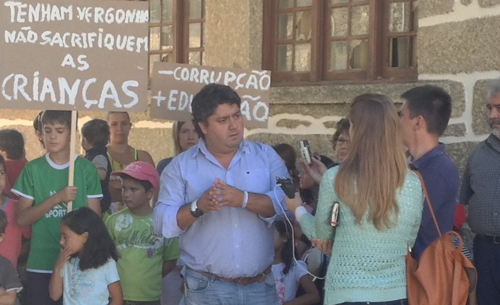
left=334, top=94, right=407, bottom=230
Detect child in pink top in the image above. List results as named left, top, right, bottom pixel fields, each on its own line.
left=0, top=155, right=30, bottom=267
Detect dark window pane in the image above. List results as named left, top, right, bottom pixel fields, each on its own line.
left=149, top=27, right=160, bottom=51
left=150, top=0, right=161, bottom=23
left=294, top=43, right=311, bottom=71
left=389, top=37, right=409, bottom=67
left=331, top=8, right=348, bottom=37
left=389, top=2, right=410, bottom=32
left=161, top=26, right=173, bottom=50
left=350, top=39, right=368, bottom=69
left=189, top=0, right=203, bottom=19
left=278, top=13, right=294, bottom=40
left=295, top=11, right=312, bottom=41
left=277, top=45, right=293, bottom=71
left=351, top=5, right=369, bottom=35
left=162, top=0, right=173, bottom=23
left=330, top=41, right=348, bottom=70
left=189, top=23, right=202, bottom=48
left=279, top=0, right=293, bottom=8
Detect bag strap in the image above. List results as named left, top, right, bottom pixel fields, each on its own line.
left=412, top=170, right=442, bottom=237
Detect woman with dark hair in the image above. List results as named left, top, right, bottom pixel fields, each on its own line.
left=286, top=94, right=424, bottom=305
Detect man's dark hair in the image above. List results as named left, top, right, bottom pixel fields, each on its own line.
left=81, top=119, right=110, bottom=148
left=41, top=110, right=73, bottom=128
left=191, top=84, right=241, bottom=139
left=0, top=129, right=25, bottom=159
left=0, top=209, right=6, bottom=235
left=401, top=85, right=452, bottom=136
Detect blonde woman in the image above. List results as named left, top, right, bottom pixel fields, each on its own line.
left=156, top=120, right=199, bottom=175
left=286, top=94, right=424, bottom=305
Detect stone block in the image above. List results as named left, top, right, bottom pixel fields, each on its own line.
left=478, top=0, right=500, bottom=7
left=443, top=123, right=466, bottom=137
left=323, top=121, right=337, bottom=129
left=472, top=79, right=491, bottom=136
left=418, top=16, right=500, bottom=74
left=445, top=141, right=479, bottom=176
left=419, top=0, right=454, bottom=18
left=270, top=80, right=465, bottom=118
left=127, top=128, right=174, bottom=165
left=461, top=0, right=473, bottom=5
left=205, top=0, right=263, bottom=69
left=276, top=119, right=311, bottom=129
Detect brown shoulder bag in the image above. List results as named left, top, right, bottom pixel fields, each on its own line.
left=406, top=171, right=477, bottom=305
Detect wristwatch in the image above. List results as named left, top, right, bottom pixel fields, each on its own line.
left=190, top=200, right=204, bottom=218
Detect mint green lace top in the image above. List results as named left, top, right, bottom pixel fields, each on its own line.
left=299, top=167, right=424, bottom=304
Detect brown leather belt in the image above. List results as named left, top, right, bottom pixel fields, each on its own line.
left=200, top=266, right=272, bottom=286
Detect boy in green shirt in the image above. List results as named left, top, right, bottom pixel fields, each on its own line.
left=13, top=110, right=102, bottom=305
left=106, top=161, right=179, bottom=305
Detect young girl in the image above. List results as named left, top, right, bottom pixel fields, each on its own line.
left=49, top=207, right=123, bottom=305
left=272, top=221, right=320, bottom=305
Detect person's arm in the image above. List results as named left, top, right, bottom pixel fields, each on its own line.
left=49, top=248, right=71, bottom=301
left=138, top=150, right=155, bottom=166
left=162, top=259, right=177, bottom=278
left=17, top=186, right=77, bottom=227
left=0, top=289, right=17, bottom=305
left=176, top=185, right=221, bottom=230
left=284, top=274, right=320, bottom=305
left=90, top=155, right=109, bottom=181
left=108, top=281, right=123, bottom=305
left=87, top=197, right=101, bottom=216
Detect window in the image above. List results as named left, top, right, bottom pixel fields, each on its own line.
left=149, top=0, right=205, bottom=76
left=262, top=0, right=418, bottom=84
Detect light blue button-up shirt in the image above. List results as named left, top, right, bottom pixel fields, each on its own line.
left=154, top=139, right=289, bottom=278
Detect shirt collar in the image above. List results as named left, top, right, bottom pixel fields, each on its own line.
left=486, top=133, right=500, bottom=153
left=190, top=138, right=249, bottom=159
left=409, top=143, right=446, bottom=170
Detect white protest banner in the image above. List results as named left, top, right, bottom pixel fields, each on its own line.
left=0, top=0, right=149, bottom=112
left=150, top=62, right=271, bottom=128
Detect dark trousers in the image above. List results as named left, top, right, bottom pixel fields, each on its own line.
left=26, top=272, right=62, bottom=305
left=339, top=300, right=407, bottom=305
left=473, top=235, right=500, bottom=305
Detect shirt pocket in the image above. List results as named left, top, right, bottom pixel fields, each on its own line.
left=235, top=168, right=271, bottom=194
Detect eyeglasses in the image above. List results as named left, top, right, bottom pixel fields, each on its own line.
left=336, top=138, right=351, bottom=147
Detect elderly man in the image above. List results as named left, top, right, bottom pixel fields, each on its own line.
left=154, top=84, right=288, bottom=305
left=460, top=78, right=500, bottom=305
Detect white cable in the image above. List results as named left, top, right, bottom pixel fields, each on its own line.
left=273, top=185, right=327, bottom=281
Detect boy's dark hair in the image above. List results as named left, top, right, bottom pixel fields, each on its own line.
left=0, top=209, right=6, bottom=235
left=0, top=129, right=25, bottom=160
left=0, top=155, right=5, bottom=173
left=81, top=119, right=110, bottom=147
left=401, top=85, right=452, bottom=136
left=61, top=207, right=118, bottom=271
left=41, top=110, right=73, bottom=128
left=120, top=174, right=153, bottom=192
left=33, top=111, right=43, bottom=132
left=275, top=220, right=296, bottom=275
left=191, top=84, right=241, bottom=139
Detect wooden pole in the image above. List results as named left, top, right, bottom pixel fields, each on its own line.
left=67, top=110, right=77, bottom=212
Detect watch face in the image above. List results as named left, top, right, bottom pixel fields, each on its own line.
left=190, top=206, right=204, bottom=218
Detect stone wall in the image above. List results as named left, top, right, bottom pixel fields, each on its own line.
left=0, top=0, right=498, bottom=177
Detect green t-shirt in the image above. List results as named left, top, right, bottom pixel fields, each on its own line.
left=106, top=208, right=180, bottom=302
left=12, top=154, right=102, bottom=272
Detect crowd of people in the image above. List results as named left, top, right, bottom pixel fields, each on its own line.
left=0, top=79, right=500, bottom=305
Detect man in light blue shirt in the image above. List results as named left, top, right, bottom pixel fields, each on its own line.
left=154, top=84, right=288, bottom=305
